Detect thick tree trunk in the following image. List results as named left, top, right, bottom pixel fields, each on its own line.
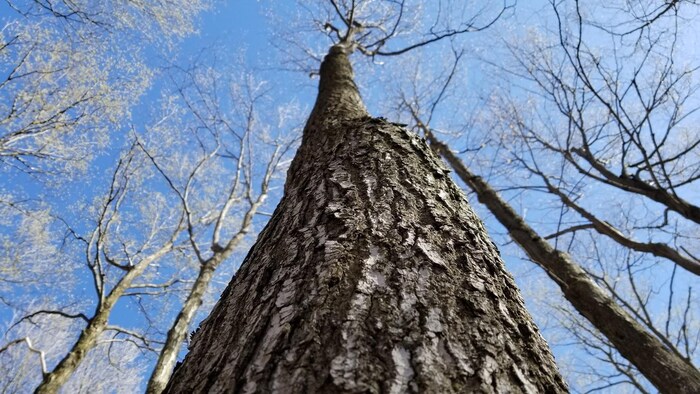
left=166, top=44, right=567, bottom=393
left=426, top=135, right=700, bottom=394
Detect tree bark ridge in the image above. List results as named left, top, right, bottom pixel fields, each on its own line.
left=427, top=135, right=700, bottom=394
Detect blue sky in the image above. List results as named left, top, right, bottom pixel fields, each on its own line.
left=0, top=0, right=614, bottom=360
left=2, top=1, right=697, bottom=392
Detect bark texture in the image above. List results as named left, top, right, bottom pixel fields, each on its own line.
left=427, top=136, right=700, bottom=394
left=166, top=45, right=567, bottom=393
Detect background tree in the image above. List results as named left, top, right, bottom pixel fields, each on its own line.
left=492, top=1, right=700, bottom=390
left=0, top=0, right=210, bottom=177
left=1, top=56, right=296, bottom=392
left=0, top=310, right=145, bottom=394
left=382, top=0, right=700, bottom=391
left=144, top=62, right=295, bottom=394
left=0, top=0, right=210, bottom=317
left=1, top=0, right=699, bottom=392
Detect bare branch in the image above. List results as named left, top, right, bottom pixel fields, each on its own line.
left=0, top=337, right=48, bottom=375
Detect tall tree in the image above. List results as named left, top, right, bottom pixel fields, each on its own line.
left=416, top=114, right=700, bottom=393
left=13, top=62, right=292, bottom=393
left=477, top=0, right=700, bottom=389
left=9, top=1, right=698, bottom=391
left=0, top=2, right=219, bottom=390
left=166, top=28, right=566, bottom=394
left=382, top=1, right=700, bottom=390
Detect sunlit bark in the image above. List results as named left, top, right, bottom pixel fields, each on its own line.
left=166, top=44, right=566, bottom=393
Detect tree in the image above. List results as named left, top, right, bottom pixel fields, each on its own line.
left=0, top=310, right=145, bottom=394
left=145, top=63, right=294, bottom=394
left=3, top=1, right=698, bottom=391
left=482, top=1, right=700, bottom=389
left=382, top=45, right=700, bottom=392
left=0, top=0, right=209, bottom=178
left=165, top=9, right=567, bottom=392
left=382, top=0, right=700, bottom=390
left=422, top=120, right=700, bottom=393
left=0, top=2, right=222, bottom=391
left=3, top=59, right=293, bottom=393
left=498, top=0, right=700, bottom=275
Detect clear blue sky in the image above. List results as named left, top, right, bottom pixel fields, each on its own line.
left=3, top=2, right=696, bottom=392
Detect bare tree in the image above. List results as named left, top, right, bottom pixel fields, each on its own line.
left=0, top=2, right=223, bottom=391
left=419, top=119, right=700, bottom=393
left=382, top=0, right=700, bottom=391
left=5, top=60, right=293, bottom=391
left=487, top=3, right=700, bottom=388
left=145, top=63, right=296, bottom=394
left=5, top=0, right=697, bottom=391
left=496, top=0, right=700, bottom=273
left=0, top=310, right=146, bottom=393
left=166, top=2, right=567, bottom=392
left=386, top=54, right=700, bottom=392
left=0, top=0, right=209, bottom=176
left=29, top=141, right=184, bottom=393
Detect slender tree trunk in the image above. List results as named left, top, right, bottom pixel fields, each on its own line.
left=34, top=303, right=111, bottom=394
left=165, top=44, right=567, bottom=393
left=426, top=135, right=700, bottom=394
left=146, top=263, right=216, bottom=394
left=35, top=245, right=172, bottom=394
left=148, top=181, right=269, bottom=394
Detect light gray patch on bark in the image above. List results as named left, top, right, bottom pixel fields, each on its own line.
left=512, top=364, right=539, bottom=394
left=416, top=238, right=448, bottom=268
left=330, top=244, right=383, bottom=390
left=389, top=346, right=415, bottom=394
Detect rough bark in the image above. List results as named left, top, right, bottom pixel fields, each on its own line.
left=427, top=135, right=700, bottom=394
left=147, top=187, right=268, bottom=394
left=165, top=44, right=567, bottom=393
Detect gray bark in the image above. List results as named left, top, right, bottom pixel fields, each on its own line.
left=165, top=44, right=567, bottom=393
left=146, top=263, right=216, bottom=394
left=426, top=135, right=700, bottom=394
left=147, top=182, right=268, bottom=394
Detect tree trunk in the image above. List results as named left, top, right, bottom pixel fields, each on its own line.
left=34, top=305, right=110, bottom=394
left=148, top=178, right=267, bottom=394
left=165, top=44, right=567, bottom=393
left=426, top=135, right=700, bottom=394
left=34, top=244, right=172, bottom=394
left=147, top=264, right=216, bottom=394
